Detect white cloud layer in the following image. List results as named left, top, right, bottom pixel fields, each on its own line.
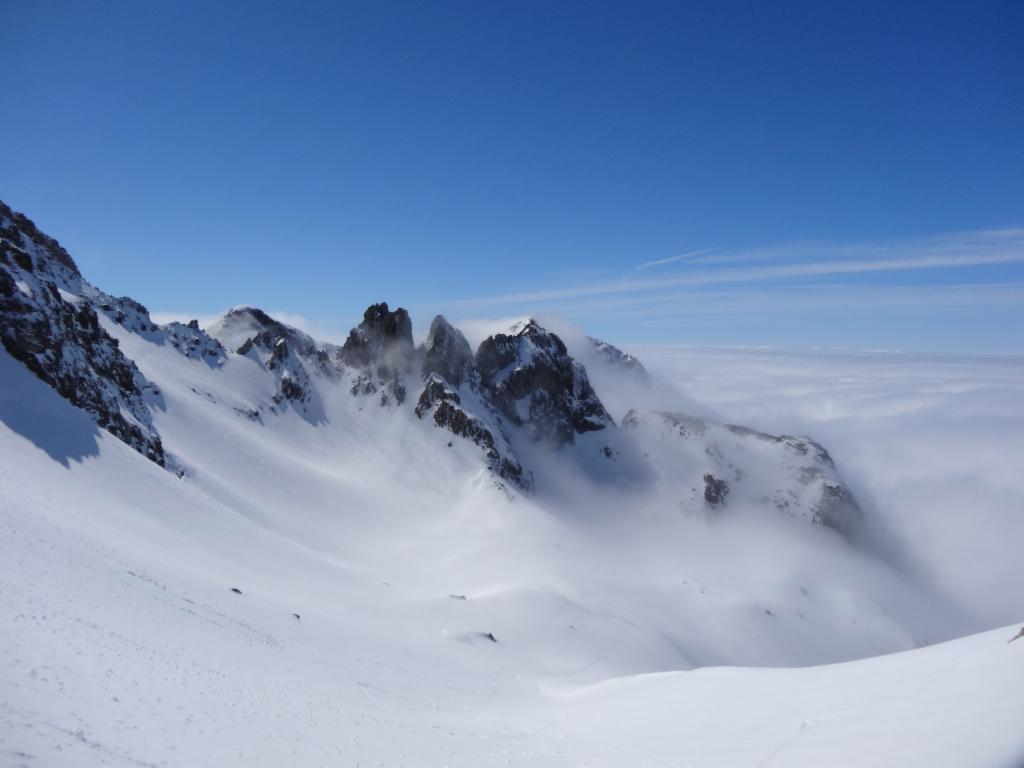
left=634, top=344, right=1024, bottom=628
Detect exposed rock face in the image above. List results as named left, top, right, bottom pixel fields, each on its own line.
left=422, top=315, right=474, bottom=387
left=475, top=320, right=613, bottom=445
left=703, top=473, right=730, bottom=506
left=340, top=302, right=413, bottom=367
left=622, top=409, right=864, bottom=539
left=339, top=303, right=415, bottom=406
left=267, top=339, right=313, bottom=405
left=412, top=315, right=531, bottom=490
left=160, top=320, right=227, bottom=366
left=415, top=375, right=530, bottom=491
left=0, top=202, right=165, bottom=465
left=96, top=296, right=226, bottom=367
left=0, top=201, right=80, bottom=275
left=810, top=479, right=863, bottom=541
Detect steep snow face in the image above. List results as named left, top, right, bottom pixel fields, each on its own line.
left=476, top=320, right=614, bottom=445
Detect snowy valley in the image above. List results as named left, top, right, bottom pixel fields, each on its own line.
left=2, top=200, right=1023, bottom=767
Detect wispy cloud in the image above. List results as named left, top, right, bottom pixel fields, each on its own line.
left=549, top=282, right=1024, bottom=324
left=447, top=228, right=1024, bottom=310
left=636, top=248, right=718, bottom=270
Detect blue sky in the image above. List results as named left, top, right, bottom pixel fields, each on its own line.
left=4, top=1, right=1023, bottom=351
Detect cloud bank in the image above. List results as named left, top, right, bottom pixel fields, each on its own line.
left=634, top=344, right=1024, bottom=628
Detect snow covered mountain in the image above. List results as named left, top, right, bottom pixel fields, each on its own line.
left=2, top=200, right=1022, bottom=766
left=0, top=201, right=864, bottom=537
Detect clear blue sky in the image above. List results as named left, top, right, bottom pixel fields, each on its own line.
left=4, top=1, right=1023, bottom=351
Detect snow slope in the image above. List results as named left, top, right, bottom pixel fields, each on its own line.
left=3, top=336, right=1022, bottom=766
left=2, top=202, right=1022, bottom=765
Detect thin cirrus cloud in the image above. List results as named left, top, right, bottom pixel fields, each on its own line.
left=536, top=282, right=1024, bottom=323
left=635, top=248, right=719, bottom=270
left=446, top=228, right=1024, bottom=312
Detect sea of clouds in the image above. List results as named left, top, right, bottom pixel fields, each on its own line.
left=631, top=345, right=1024, bottom=630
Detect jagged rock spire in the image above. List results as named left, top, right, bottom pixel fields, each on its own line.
left=340, top=302, right=413, bottom=368
left=422, top=315, right=474, bottom=386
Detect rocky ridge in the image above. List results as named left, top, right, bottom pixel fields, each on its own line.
left=621, top=409, right=864, bottom=539
left=0, top=200, right=864, bottom=538
left=0, top=202, right=166, bottom=465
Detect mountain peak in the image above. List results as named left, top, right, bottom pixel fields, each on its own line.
left=210, top=305, right=316, bottom=356
left=0, top=201, right=80, bottom=277
left=475, top=322, right=612, bottom=445
left=340, top=302, right=413, bottom=368
left=422, top=315, right=474, bottom=386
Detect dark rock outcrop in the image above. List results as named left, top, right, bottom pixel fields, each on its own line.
left=0, top=201, right=79, bottom=276
left=422, top=315, right=474, bottom=387
left=339, top=303, right=415, bottom=406
left=415, top=374, right=530, bottom=491
left=160, top=321, right=226, bottom=366
left=0, top=201, right=165, bottom=465
left=475, top=320, right=613, bottom=445
left=703, top=473, right=729, bottom=506
left=267, top=339, right=312, bottom=405
left=340, top=302, right=413, bottom=368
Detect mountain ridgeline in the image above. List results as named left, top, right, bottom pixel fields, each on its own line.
left=0, top=201, right=864, bottom=540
